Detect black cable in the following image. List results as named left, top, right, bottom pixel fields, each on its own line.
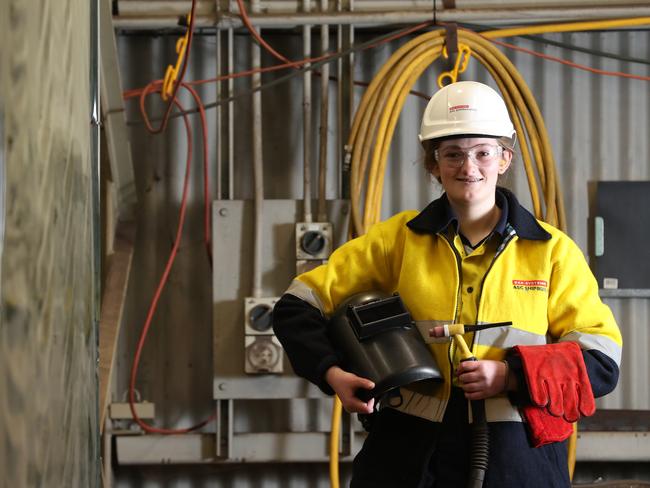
left=126, top=22, right=650, bottom=126
left=126, top=22, right=434, bottom=126
left=458, top=21, right=650, bottom=67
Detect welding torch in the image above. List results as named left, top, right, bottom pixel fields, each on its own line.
left=429, top=321, right=513, bottom=488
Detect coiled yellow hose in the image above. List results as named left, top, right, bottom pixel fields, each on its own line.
left=348, top=27, right=565, bottom=234
left=330, top=17, right=650, bottom=487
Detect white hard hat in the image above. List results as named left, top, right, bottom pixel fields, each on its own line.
left=419, top=81, right=516, bottom=147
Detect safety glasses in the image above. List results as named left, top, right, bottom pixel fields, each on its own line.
left=434, top=144, right=503, bottom=168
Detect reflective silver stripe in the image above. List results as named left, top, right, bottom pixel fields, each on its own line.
left=285, top=279, right=326, bottom=315
left=414, top=320, right=453, bottom=345
left=386, top=388, right=446, bottom=422
left=474, top=325, right=547, bottom=349
left=559, top=331, right=622, bottom=366
left=483, top=396, right=523, bottom=423
left=388, top=390, right=522, bottom=423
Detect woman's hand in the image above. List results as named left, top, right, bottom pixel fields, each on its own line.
left=325, top=366, right=375, bottom=414
left=457, top=360, right=509, bottom=400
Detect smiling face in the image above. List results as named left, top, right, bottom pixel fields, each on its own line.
left=430, top=137, right=512, bottom=209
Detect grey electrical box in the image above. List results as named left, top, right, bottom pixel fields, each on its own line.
left=212, top=199, right=350, bottom=399
left=590, top=181, right=650, bottom=290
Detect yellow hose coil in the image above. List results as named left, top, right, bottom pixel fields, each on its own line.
left=348, top=28, right=565, bottom=234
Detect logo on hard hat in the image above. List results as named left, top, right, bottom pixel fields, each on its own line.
left=449, top=104, right=476, bottom=113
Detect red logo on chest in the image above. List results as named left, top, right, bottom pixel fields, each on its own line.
left=513, top=280, right=548, bottom=291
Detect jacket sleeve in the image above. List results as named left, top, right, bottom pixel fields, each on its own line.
left=507, top=349, right=619, bottom=406
left=508, top=232, right=622, bottom=405
left=272, top=294, right=339, bottom=394
left=290, top=215, right=403, bottom=315
left=272, top=215, right=405, bottom=393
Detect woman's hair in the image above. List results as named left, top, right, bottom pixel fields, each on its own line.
left=422, top=139, right=440, bottom=174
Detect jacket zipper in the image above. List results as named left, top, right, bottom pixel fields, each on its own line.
left=441, top=233, right=464, bottom=386
left=470, top=228, right=517, bottom=351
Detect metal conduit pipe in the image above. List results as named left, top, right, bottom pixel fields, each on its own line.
left=227, top=27, right=235, bottom=200
left=216, top=28, right=223, bottom=199
left=214, top=0, right=236, bottom=200
left=317, top=0, right=329, bottom=223
left=302, top=0, right=313, bottom=223
left=336, top=0, right=354, bottom=199
left=113, top=6, right=650, bottom=29
left=251, top=0, right=264, bottom=298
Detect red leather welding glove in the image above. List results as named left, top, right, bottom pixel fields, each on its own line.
left=513, top=342, right=596, bottom=447
left=514, top=342, right=595, bottom=422
left=521, top=404, right=574, bottom=447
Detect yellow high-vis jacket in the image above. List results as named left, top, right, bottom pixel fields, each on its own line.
left=274, top=188, right=622, bottom=424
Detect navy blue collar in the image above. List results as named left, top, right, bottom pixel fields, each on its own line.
left=406, top=187, right=551, bottom=241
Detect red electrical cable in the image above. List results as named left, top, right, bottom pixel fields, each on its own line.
left=129, top=88, right=216, bottom=434
left=234, top=0, right=433, bottom=94
left=122, top=20, right=433, bottom=104
left=488, top=37, right=650, bottom=82
left=235, top=0, right=299, bottom=67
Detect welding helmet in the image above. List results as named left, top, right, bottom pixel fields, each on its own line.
left=329, top=292, right=442, bottom=402
left=419, top=81, right=516, bottom=148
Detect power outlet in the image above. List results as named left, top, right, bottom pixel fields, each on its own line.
left=244, top=335, right=283, bottom=374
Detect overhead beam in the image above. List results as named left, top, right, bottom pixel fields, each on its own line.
left=112, top=6, right=650, bottom=29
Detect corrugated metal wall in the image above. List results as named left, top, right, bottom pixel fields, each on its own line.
left=115, top=26, right=650, bottom=486
left=0, top=0, right=99, bottom=486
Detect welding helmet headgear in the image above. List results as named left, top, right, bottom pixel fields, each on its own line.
left=329, top=292, right=442, bottom=402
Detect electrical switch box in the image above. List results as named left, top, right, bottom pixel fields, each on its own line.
left=213, top=199, right=349, bottom=397
left=590, top=181, right=650, bottom=289
left=295, top=222, right=332, bottom=261
left=244, top=297, right=278, bottom=336
left=244, top=297, right=283, bottom=374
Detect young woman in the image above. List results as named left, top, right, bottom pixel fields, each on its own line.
left=273, top=81, right=622, bottom=487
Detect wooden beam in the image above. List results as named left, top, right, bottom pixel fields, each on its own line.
left=99, top=221, right=135, bottom=434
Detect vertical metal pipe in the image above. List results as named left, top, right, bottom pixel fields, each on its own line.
left=251, top=0, right=264, bottom=298
left=337, top=0, right=354, bottom=199
left=317, top=0, right=330, bottom=222
left=103, top=419, right=113, bottom=486
left=216, top=27, right=223, bottom=199
left=336, top=0, right=343, bottom=199
left=90, top=0, right=102, bottom=485
left=302, top=0, right=313, bottom=223
left=0, top=106, right=4, bottom=293
left=228, top=28, right=235, bottom=200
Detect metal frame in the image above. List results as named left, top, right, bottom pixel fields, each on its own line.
left=113, top=3, right=650, bottom=29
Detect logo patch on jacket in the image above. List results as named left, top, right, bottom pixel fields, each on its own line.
left=513, top=279, right=548, bottom=292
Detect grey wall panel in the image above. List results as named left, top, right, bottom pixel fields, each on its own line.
left=116, top=27, right=650, bottom=484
